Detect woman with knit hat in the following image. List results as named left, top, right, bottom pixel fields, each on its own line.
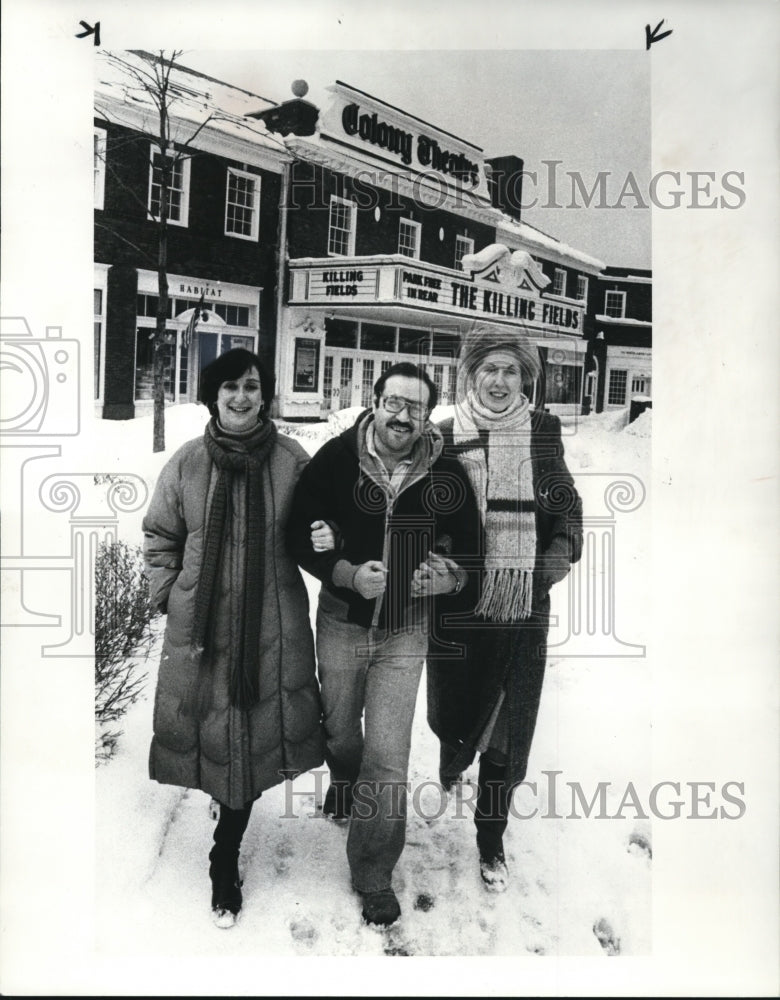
left=142, top=348, right=324, bottom=927
left=426, top=325, right=583, bottom=892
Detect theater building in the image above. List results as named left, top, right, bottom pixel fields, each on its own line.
left=94, top=54, right=649, bottom=421
left=251, top=81, right=606, bottom=418
left=94, top=50, right=287, bottom=419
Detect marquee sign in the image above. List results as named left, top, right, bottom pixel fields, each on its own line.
left=288, top=245, right=585, bottom=336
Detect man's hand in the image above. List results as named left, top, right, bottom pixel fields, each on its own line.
left=353, top=561, right=388, bottom=599
left=411, top=551, right=461, bottom=597
left=310, top=520, right=336, bottom=552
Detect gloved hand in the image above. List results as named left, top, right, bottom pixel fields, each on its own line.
left=536, top=535, right=572, bottom=588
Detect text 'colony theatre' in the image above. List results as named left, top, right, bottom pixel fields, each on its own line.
left=94, top=51, right=651, bottom=420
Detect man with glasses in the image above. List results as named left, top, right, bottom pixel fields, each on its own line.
left=288, top=362, right=481, bottom=928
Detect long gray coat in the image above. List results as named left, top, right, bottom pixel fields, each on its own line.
left=143, top=431, right=324, bottom=809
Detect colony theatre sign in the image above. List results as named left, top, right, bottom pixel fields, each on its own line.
left=319, top=81, right=489, bottom=196
left=341, top=103, right=480, bottom=186
left=288, top=244, right=585, bottom=335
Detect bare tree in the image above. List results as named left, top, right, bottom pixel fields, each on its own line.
left=95, top=49, right=285, bottom=452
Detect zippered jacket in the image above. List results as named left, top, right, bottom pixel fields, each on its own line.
left=287, top=411, right=483, bottom=632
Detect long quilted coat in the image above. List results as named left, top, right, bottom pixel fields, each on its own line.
left=142, top=430, right=324, bottom=810
left=427, top=411, right=583, bottom=788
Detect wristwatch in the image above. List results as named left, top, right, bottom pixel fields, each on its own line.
left=450, top=572, right=464, bottom=595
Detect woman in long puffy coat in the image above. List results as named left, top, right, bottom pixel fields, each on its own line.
left=142, top=348, right=324, bottom=927
left=427, top=326, right=583, bottom=893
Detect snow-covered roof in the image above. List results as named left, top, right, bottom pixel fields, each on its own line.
left=496, top=216, right=605, bottom=273
left=95, top=50, right=289, bottom=169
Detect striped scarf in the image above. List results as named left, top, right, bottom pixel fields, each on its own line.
left=181, top=416, right=276, bottom=720
left=453, top=390, right=536, bottom=621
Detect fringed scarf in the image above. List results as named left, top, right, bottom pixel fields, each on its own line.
left=181, top=416, right=277, bottom=720
left=453, top=390, right=536, bottom=621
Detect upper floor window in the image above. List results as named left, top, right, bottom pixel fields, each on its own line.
left=398, top=218, right=421, bottom=259
left=455, top=235, right=474, bottom=270
left=605, top=290, right=626, bottom=318
left=148, top=145, right=191, bottom=227
left=576, top=275, right=589, bottom=301
left=552, top=268, right=567, bottom=297
left=94, top=128, right=106, bottom=210
left=328, top=196, right=356, bottom=256
left=225, top=168, right=261, bottom=241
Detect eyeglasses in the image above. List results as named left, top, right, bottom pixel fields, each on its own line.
left=381, top=395, right=429, bottom=421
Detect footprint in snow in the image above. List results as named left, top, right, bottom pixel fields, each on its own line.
left=593, top=917, right=621, bottom=955
left=273, top=837, right=294, bottom=875
left=627, top=829, right=652, bottom=859
left=289, top=915, right=318, bottom=947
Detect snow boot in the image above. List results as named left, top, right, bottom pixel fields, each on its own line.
left=475, top=754, right=511, bottom=893
left=359, top=888, right=401, bottom=927
left=209, top=846, right=243, bottom=928
left=209, top=800, right=253, bottom=927
left=479, top=844, right=509, bottom=893
left=323, top=781, right=353, bottom=821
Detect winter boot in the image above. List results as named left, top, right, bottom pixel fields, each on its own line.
left=479, top=844, right=510, bottom=893
left=358, top=888, right=401, bottom=927
left=475, top=754, right=511, bottom=893
left=209, top=800, right=253, bottom=927
left=209, top=845, right=243, bottom=928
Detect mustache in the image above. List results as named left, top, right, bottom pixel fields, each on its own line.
left=387, top=420, right=413, bottom=431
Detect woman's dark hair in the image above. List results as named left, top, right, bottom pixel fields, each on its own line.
left=198, top=348, right=275, bottom=416
left=373, top=361, right=438, bottom=411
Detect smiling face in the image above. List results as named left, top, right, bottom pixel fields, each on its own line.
left=215, top=367, right=263, bottom=432
left=473, top=349, right=525, bottom=413
left=372, top=374, right=431, bottom=460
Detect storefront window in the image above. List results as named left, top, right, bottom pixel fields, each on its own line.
left=431, top=331, right=460, bottom=359
left=135, top=328, right=176, bottom=401
left=546, top=363, right=582, bottom=405
left=398, top=327, right=430, bottom=356
left=361, top=323, right=396, bottom=352
left=138, top=294, right=172, bottom=319
left=325, top=317, right=359, bottom=348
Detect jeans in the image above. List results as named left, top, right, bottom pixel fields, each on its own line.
left=316, top=595, right=426, bottom=893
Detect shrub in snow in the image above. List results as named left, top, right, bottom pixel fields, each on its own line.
left=95, top=539, right=158, bottom=764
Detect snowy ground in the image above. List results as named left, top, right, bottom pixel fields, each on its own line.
left=95, top=402, right=652, bottom=959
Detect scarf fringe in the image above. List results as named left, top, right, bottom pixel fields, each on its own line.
left=475, top=568, right=533, bottom=622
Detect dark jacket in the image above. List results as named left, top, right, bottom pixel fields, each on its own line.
left=143, top=431, right=324, bottom=810
left=287, top=412, right=483, bottom=633
left=427, top=410, right=583, bottom=786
